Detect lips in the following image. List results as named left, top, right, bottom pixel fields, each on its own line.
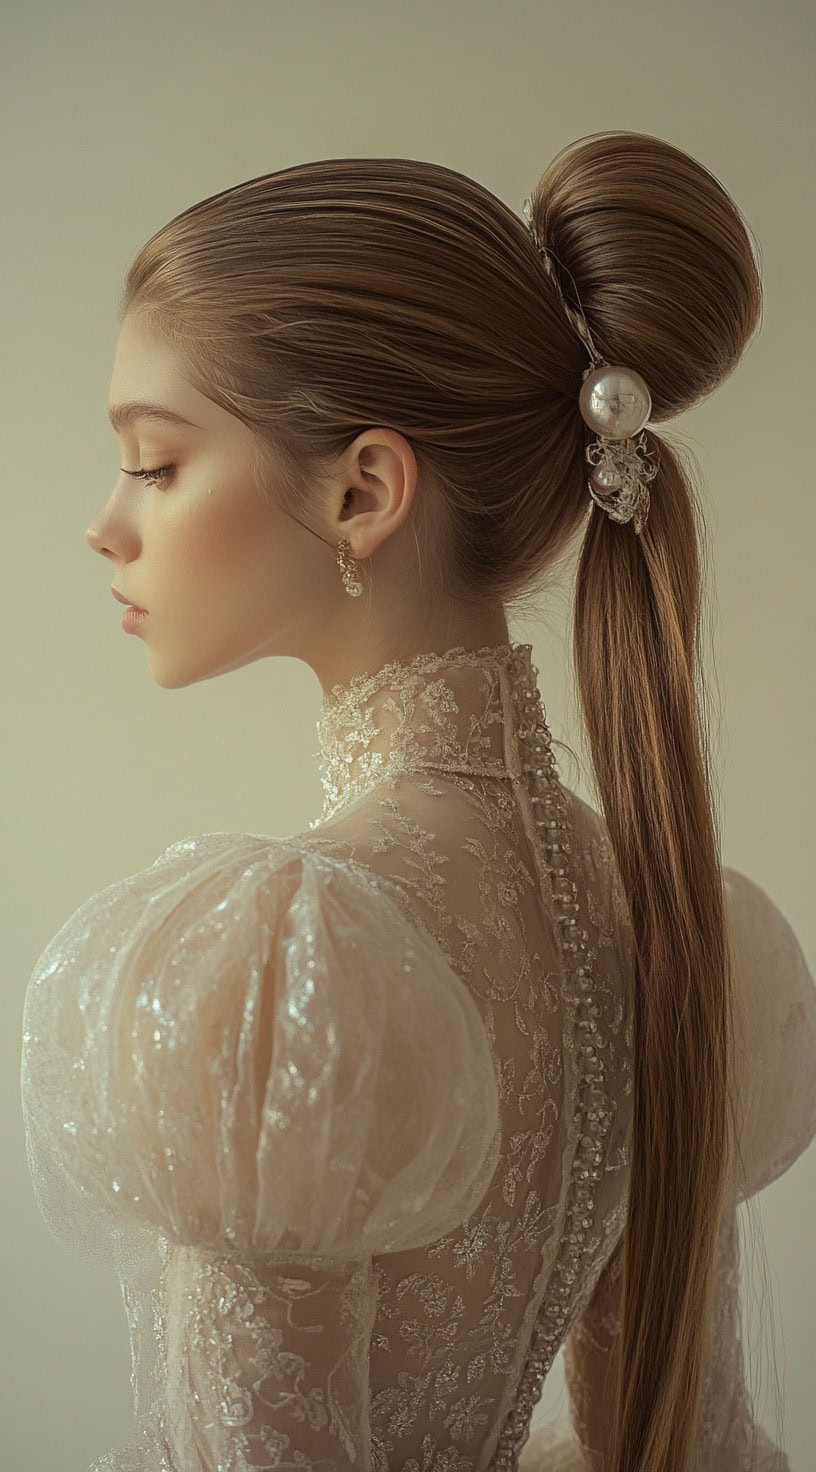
left=112, top=588, right=146, bottom=611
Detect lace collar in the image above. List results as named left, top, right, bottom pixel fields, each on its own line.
left=314, top=641, right=539, bottom=822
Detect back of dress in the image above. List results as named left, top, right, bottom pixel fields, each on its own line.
left=303, top=642, right=635, bottom=1469
left=21, top=639, right=816, bottom=1472
left=304, top=640, right=815, bottom=1471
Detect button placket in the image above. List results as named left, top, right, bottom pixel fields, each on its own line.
left=490, top=651, right=614, bottom=1472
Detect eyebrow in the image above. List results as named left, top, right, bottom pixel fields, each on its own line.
left=108, top=400, right=201, bottom=433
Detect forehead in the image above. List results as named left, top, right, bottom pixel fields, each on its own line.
left=108, top=316, right=208, bottom=433
left=107, top=317, right=266, bottom=464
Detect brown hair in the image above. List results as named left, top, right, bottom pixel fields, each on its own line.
left=121, top=130, right=768, bottom=1471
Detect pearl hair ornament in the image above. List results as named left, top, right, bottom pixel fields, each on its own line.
left=335, top=193, right=660, bottom=594
left=522, top=194, right=659, bottom=536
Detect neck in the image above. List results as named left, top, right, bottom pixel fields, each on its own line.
left=313, top=640, right=537, bottom=823
left=312, top=610, right=512, bottom=700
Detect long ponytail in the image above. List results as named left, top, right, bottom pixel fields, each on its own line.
left=541, top=133, right=764, bottom=1469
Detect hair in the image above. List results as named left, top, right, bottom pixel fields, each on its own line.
left=121, top=131, right=770, bottom=1471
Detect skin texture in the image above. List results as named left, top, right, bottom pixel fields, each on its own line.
left=86, top=313, right=511, bottom=696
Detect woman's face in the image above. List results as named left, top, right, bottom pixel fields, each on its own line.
left=88, top=310, right=511, bottom=693
left=88, top=311, right=348, bottom=690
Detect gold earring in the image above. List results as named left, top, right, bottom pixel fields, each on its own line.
left=336, top=538, right=363, bottom=597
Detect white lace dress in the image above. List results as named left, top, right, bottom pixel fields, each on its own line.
left=20, top=642, right=816, bottom=1470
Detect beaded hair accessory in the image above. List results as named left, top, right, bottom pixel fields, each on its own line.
left=522, top=195, right=659, bottom=536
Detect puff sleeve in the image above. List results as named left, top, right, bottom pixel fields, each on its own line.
left=723, top=865, right=816, bottom=1204
left=21, top=831, right=501, bottom=1471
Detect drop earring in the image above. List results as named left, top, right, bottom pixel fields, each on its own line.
left=336, top=538, right=363, bottom=597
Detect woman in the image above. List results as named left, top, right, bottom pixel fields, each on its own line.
left=21, top=130, right=816, bottom=1471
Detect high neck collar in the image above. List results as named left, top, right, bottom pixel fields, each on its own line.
left=314, top=641, right=539, bottom=823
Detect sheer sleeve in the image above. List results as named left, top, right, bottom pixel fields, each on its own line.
left=21, top=831, right=501, bottom=1471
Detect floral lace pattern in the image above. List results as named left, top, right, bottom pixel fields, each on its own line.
left=304, top=643, right=634, bottom=1470
left=21, top=640, right=814, bottom=1470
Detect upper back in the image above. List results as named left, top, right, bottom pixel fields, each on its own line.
left=298, top=767, right=635, bottom=1471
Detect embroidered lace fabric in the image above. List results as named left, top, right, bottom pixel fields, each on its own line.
left=20, top=641, right=816, bottom=1471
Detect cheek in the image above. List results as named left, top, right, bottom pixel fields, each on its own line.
left=168, top=496, right=297, bottom=619
left=171, top=494, right=265, bottom=572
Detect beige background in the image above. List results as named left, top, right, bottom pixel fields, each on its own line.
left=3, top=1, right=814, bottom=1466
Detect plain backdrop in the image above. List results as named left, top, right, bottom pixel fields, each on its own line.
left=2, top=1, right=814, bottom=1467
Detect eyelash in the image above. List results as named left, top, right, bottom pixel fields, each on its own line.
left=121, top=464, right=175, bottom=488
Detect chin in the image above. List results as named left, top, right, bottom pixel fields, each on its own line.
left=148, top=669, right=201, bottom=690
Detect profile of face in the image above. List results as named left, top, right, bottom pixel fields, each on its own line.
left=87, top=312, right=509, bottom=692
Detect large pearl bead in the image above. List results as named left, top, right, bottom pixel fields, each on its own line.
left=578, top=366, right=651, bottom=441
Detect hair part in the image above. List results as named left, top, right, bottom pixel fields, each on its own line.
left=121, top=130, right=768, bottom=1471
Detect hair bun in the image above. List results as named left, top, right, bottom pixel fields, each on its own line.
left=525, top=129, right=762, bottom=421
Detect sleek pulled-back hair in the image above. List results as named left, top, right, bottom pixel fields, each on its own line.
left=120, top=130, right=766, bottom=1472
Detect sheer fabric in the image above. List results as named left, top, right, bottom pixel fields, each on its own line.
left=20, top=642, right=816, bottom=1471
